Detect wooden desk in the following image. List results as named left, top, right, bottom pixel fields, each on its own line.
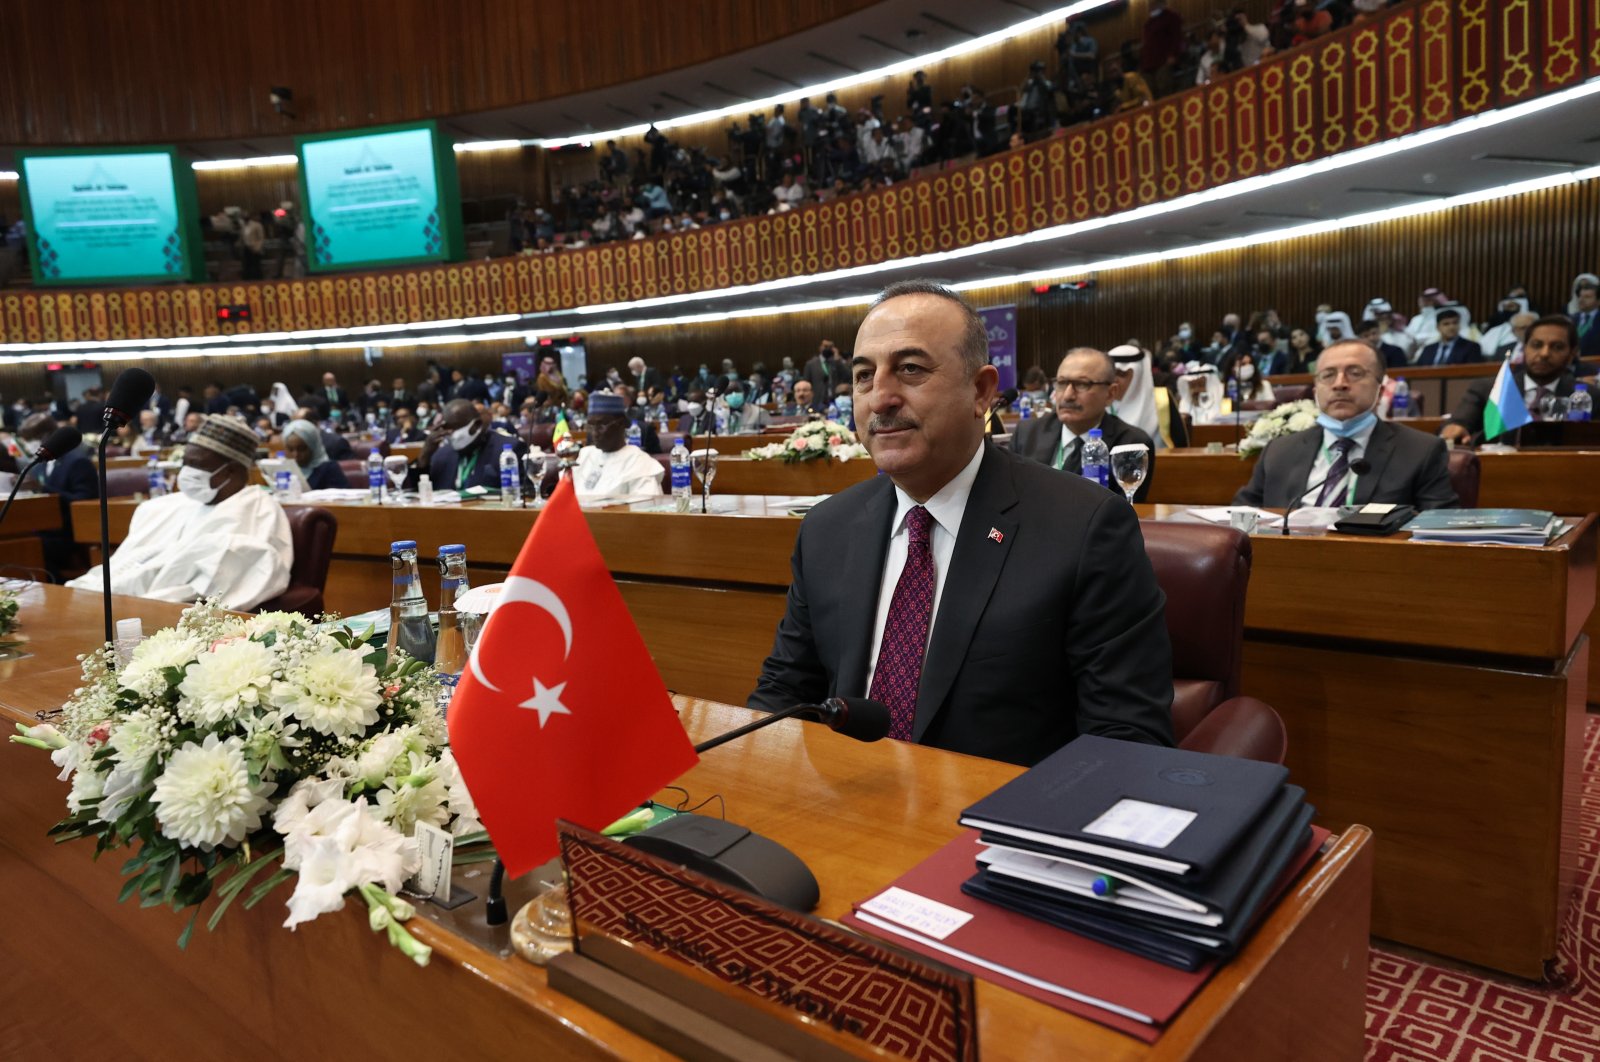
left=2, top=494, right=64, bottom=536
left=0, top=585, right=1372, bottom=1061
left=1190, top=418, right=1445, bottom=449
left=709, top=456, right=877, bottom=496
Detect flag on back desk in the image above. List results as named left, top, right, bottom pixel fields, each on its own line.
left=1483, top=357, right=1532, bottom=441
left=447, top=478, right=698, bottom=876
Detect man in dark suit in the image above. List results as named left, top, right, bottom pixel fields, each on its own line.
left=1413, top=309, right=1482, bottom=366
left=1357, top=318, right=1408, bottom=369
left=626, top=356, right=665, bottom=396
left=17, top=414, right=98, bottom=580
left=1441, top=316, right=1582, bottom=446
left=801, top=340, right=850, bottom=402
left=749, top=281, right=1173, bottom=766
left=1574, top=282, right=1600, bottom=362
left=1235, top=341, right=1457, bottom=510
left=203, top=383, right=231, bottom=415
left=319, top=372, right=350, bottom=414
left=423, top=398, right=525, bottom=494
left=1012, top=347, right=1157, bottom=502
left=388, top=377, right=414, bottom=410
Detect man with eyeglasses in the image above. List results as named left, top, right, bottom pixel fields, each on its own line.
left=1013, top=346, right=1158, bottom=502
left=1234, top=340, right=1457, bottom=510
left=1441, top=315, right=1586, bottom=446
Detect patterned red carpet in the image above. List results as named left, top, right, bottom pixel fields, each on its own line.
left=1365, top=715, right=1600, bottom=1061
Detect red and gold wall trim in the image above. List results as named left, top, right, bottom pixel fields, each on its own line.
left=1, top=0, right=1592, bottom=347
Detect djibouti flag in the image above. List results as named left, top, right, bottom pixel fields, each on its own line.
left=1483, top=359, right=1533, bottom=440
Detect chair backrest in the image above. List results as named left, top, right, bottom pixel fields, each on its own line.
left=104, top=468, right=148, bottom=497
left=1138, top=521, right=1252, bottom=739
left=1268, top=384, right=1311, bottom=404
left=284, top=505, right=338, bottom=595
left=1177, top=696, right=1287, bottom=764
left=526, top=423, right=556, bottom=451
left=1446, top=446, right=1480, bottom=507
left=338, top=459, right=368, bottom=488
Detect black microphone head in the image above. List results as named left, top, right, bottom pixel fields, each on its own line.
left=994, top=388, right=1018, bottom=409
left=1348, top=458, right=1372, bottom=476
left=822, top=697, right=893, bottom=742
left=104, top=368, right=157, bottom=427
left=39, top=425, right=83, bottom=459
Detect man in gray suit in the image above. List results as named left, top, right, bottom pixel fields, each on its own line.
left=749, top=280, right=1173, bottom=765
left=1234, top=340, right=1457, bottom=510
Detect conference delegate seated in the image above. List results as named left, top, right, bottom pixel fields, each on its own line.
left=424, top=399, right=525, bottom=493
left=282, top=419, right=350, bottom=491
left=749, top=281, right=1173, bottom=767
left=65, top=415, right=292, bottom=611
left=1440, top=315, right=1582, bottom=446
left=1012, top=346, right=1157, bottom=502
left=1234, top=341, right=1458, bottom=510
left=573, top=392, right=666, bottom=498
left=16, top=413, right=98, bottom=580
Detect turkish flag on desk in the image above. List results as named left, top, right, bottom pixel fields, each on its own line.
left=447, top=478, right=699, bottom=877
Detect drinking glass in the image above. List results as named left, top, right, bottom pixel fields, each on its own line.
left=382, top=455, right=411, bottom=505
left=690, top=448, right=719, bottom=510
left=1109, top=443, right=1149, bottom=504
left=523, top=451, right=555, bottom=505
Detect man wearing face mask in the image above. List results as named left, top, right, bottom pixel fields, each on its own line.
left=66, top=415, right=292, bottom=610
left=572, top=393, right=665, bottom=499
left=1234, top=341, right=1457, bottom=510
left=681, top=387, right=716, bottom=434
left=423, top=399, right=524, bottom=495
left=723, top=387, right=772, bottom=433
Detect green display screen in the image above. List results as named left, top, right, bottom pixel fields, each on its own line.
left=17, top=147, right=204, bottom=285
left=297, top=120, right=464, bottom=272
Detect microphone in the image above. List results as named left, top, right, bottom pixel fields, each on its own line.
left=1281, top=457, right=1371, bottom=536
left=700, top=387, right=718, bottom=515
left=103, top=368, right=157, bottom=429
left=0, top=426, right=84, bottom=529
left=991, top=388, right=1018, bottom=411
left=694, top=696, right=893, bottom=754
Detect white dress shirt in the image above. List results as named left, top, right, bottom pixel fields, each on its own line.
left=1302, top=418, right=1378, bottom=506
left=864, top=442, right=985, bottom=691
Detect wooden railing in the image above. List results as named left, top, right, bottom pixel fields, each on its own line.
left=2, top=0, right=1594, bottom=347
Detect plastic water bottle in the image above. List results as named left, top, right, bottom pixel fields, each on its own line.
left=385, top=540, right=436, bottom=664
left=658, top=411, right=670, bottom=437
left=499, top=443, right=521, bottom=507
left=714, top=406, right=728, bottom=435
left=1081, top=428, right=1110, bottom=489
left=146, top=457, right=167, bottom=497
left=271, top=450, right=291, bottom=496
left=1569, top=383, right=1592, bottom=422
left=1226, top=377, right=1239, bottom=406
left=1018, top=394, right=1033, bottom=416
left=1391, top=377, right=1410, bottom=418
left=626, top=421, right=642, bottom=448
left=434, top=544, right=474, bottom=713
left=671, top=435, right=692, bottom=513
left=366, top=449, right=384, bottom=502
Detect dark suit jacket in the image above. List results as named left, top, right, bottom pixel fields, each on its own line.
left=631, top=367, right=665, bottom=394
left=321, top=431, right=354, bottom=461
left=44, top=448, right=99, bottom=502
left=429, top=430, right=525, bottom=493
left=320, top=386, right=350, bottom=412
left=1415, top=338, right=1483, bottom=366
left=305, top=460, right=350, bottom=491
left=1378, top=342, right=1408, bottom=369
left=1577, top=312, right=1600, bottom=360
left=801, top=353, right=850, bottom=401
left=748, top=443, right=1174, bottom=765
left=1233, top=420, right=1457, bottom=509
left=454, top=378, right=491, bottom=404
left=1447, top=369, right=1577, bottom=443
left=1011, top=412, right=1156, bottom=503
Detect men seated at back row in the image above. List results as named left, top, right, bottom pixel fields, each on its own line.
left=1441, top=315, right=1582, bottom=446
left=1013, top=346, right=1158, bottom=502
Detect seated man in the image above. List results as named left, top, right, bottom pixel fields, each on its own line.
left=424, top=398, right=524, bottom=493
left=1413, top=308, right=1482, bottom=366
left=16, top=413, right=98, bottom=581
left=572, top=392, right=665, bottom=498
left=1441, top=315, right=1582, bottom=445
left=1013, top=346, right=1157, bottom=502
left=67, top=415, right=292, bottom=610
left=1235, top=340, right=1457, bottom=510
left=749, top=280, right=1173, bottom=766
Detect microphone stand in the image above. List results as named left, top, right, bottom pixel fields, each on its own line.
left=0, top=454, right=48, bottom=528
left=694, top=702, right=816, bottom=754
left=96, top=429, right=116, bottom=652
left=1232, top=365, right=1242, bottom=449
left=700, top=388, right=718, bottom=515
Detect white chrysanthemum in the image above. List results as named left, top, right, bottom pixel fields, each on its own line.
left=373, top=773, right=450, bottom=835
left=177, top=639, right=278, bottom=729
left=67, top=765, right=106, bottom=814
left=108, top=709, right=164, bottom=774
left=1287, top=411, right=1317, bottom=432
left=118, top=628, right=204, bottom=696
left=276, top=648, right=382, bottom=738
left=247, top=611, right=306, bottom=639
left=151, top=734, right=274, bottom=850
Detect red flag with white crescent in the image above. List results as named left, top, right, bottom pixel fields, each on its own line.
left=447, top=478, right=698, bottom=877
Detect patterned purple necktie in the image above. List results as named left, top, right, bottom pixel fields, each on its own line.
left=1315, top=437, right=1357, bottom=507
left=870, top=505, right=935, bottom=741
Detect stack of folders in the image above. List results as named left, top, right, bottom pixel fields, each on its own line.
left=1402, top=508, right=1564, bottom=545
left=955, top=735, right=1316, bottom=973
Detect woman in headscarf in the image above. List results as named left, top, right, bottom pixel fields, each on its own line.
left=282, top=418, right=348, bottom=490
left=267, top=382, right=297, bottom=428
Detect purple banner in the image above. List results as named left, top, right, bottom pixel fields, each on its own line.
left=501, top=352, right=537, bottom=384
left=979, top=305, right=1018, bottom=393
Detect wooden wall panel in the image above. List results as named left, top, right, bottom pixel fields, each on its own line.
left=3, top=177, right=1596, bottom=405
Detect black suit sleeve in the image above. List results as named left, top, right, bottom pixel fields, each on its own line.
left=748, top=521, right=830, bottom=712
left=1447, top=378, right=1490, bottom=439
left=62, top=456, right=100, bottom=502
left=1412, top=435, right=1460, bottom=510
left=1066, top=496, right=1174, bottom=747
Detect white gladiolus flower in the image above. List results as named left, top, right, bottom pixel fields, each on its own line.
left=281, top=798, right=419, bottom=929
left=51, top=739, right=92, bottom=782
left=67, top=766, right=106, bottom=814
left=273, top=776, right=348, bottom=837
left=435, top=749, right=483, bottom=838
left=96, top=763, right=150, bottom=825
left=276, top=648, right=382, bottom=738
left=283, top=835, right=360, bottom=929
left=353, top=732, right=410, bottom=788
left=119, top=628, right=204, bottom=695
left=151, top=735, right=274, bottom=850
left=177, top=639, right=278, bottom=728
left=373, top=773, right=450, bottom=835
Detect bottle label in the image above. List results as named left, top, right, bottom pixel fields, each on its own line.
left=500, top=468, right=515, bottom=488
left=671, top=464, right=691, bottom=490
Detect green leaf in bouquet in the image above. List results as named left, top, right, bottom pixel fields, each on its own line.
left=117, top=873, right=146, bottom=904
left=241, top=867, right=296, bottom=911
left=177, top=906, right=202, bottom=950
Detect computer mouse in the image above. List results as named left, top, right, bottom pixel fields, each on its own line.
left=623, top=812, right=821, bottom=912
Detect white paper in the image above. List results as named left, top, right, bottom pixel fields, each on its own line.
left=1185, top=506, right=1284, bottom=529
left=1081, top=799, right=1197, bottom=850
left=411, top=821, right=454, bottom=901
left=1359, top=503, right=1398, bottom=515
left=858, top=886, right=974, bottom=941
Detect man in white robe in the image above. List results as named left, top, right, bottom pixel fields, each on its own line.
left=68, top=415, right=291, bottom=611
left=572, top=392, right=665, bottom=499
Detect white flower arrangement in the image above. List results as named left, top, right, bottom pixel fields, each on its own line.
left=746, top=420, right=870, bottom=463
left=9, top=602, right=481, bottom=965
left=1237, top=399, right=1320, bottom=457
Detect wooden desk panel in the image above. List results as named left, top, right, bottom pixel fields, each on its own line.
left=0, top=585, right=1371, bottom=1062
left=1189, top=418, right=1445, bottom=448
left=3, top=494, right=64, bottom=535
left=709, top=456, right=877, bottom=496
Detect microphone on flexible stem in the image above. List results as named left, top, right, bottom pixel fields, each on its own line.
left=700, top=387, right=717, bottom=515
left=1280, top=458, right=1370, bottom=536
left=0, top=425, right=82, bottom=529
left=98, top=368, right=157, bottom=653
left=694, top=696, right=893, bottom=754
left=991, top=388, right=1018, bottom=412
left=1232, top=365, right=1242, bottom=448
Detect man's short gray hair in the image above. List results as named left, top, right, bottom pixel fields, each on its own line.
left=871, top=279, right=990, bottom=377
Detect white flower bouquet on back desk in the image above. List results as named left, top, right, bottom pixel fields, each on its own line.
left=9, top=602, right=483, bottom=964
left=746, top=419, right=870, bottom=463
left=1237, top=399, right=1319, bottom=458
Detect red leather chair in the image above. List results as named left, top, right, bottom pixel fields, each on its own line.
left=1446, top=447, right=1480, bottom=506
left=338, top=459, right=368, bottom=487
left=257, top=506, right=338, bottom=618
left=1268, top=384, right=1311, bottom=404
left=104, top=468, right=149, bottom=497
left=1140, top=522, right=1250, bottom=739
left=1178, top=696, right=1286, bottom=764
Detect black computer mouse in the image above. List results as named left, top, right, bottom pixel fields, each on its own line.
left=623, top=812, right=821, bottom=912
